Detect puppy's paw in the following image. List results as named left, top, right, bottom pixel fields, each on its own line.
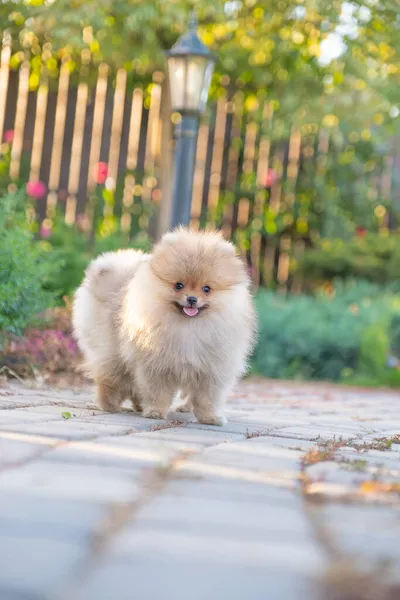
left=142, top=408, right=167, bottom=420
left=176, top=400, right=193, bottom=413
left=196, top=413, right=227, bottom=426
left=98, top=402, right=121, bottom=413
left=96, top=384, right=122, bottom=413
left=130, top=395, right=143, bottom=413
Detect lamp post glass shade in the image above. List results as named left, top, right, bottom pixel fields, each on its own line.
left=166, top=15, right=216, bottom=114
left=168, top=56, right=214, bottom=113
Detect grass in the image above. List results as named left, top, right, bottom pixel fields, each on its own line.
left=301, top=434, right=399, bottom=469
left=301, top=435, right=349, bottom=467
left=244, top=428, right=268, bottom=439
left=344, top=369, right=400, bottom=389
left=349, top=435, right=400, bottom=452
left=340, top=459, right=368, bottom=472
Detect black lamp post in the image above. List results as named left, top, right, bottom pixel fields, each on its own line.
left=166, top=14, right=216, bottom=228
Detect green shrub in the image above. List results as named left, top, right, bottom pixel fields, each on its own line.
left=297, top=234, right=400, bottom=288
left=44, top=217, right=151, bottom=299
left=43, top=219, right=89, bottom=299
left=0, top=191, right=60, bottom=343
left=0, top=190, right=151, bottom=343
left=252, top=280, right=400, bottom=382
left=344, top=369, right=400, bottom=388
left=358, top=322, right=389, bottom=377
left=389, top=313, right=400, bottom=358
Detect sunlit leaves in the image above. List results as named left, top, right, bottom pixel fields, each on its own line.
left=0, top=0, right=398, bottom=127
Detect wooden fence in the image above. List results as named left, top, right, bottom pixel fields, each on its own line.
left=1, top=43, right=399, bottom=288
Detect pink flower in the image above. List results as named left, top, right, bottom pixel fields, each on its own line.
left=26, top=180, right=47, bottom=199
left=265, top=168, right=279, bottom=188
left=67, top=339, right=77, bottom=353
left=355, top=226, right=367, bottom=237
left=94, top=162, right=108, bottom=185
left=3, top=129, right=14, bottom=143
left=40, top=224, right=52, bottom=238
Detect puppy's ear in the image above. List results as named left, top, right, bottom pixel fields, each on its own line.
left=159, top=231, right=178, bottom=246
left=151, top=232, right=179, bottom=267
left=160, top=226, right=192, bottom=245
left=219, top=240, right=236, bottom=255
left=214, top=238, right=241, bottom=261
left=84, top=249, right=145, bottom=302
left=85, top=260, right=116, bottom=302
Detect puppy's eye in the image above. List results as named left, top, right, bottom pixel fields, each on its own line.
left=202, top=285, right=211, bottom=294
left=174, top=282, right=184, bottom=291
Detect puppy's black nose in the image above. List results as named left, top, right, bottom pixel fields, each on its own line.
left=187, top=296, right=198, bottom=306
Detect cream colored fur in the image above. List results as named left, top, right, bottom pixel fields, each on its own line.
left=72, top=229, right=257, bottom=425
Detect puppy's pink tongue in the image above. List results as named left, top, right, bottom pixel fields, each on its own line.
left=183, top=307, right=199, bottom=317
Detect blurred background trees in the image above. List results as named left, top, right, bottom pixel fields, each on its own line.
left=2, top=1, right=399, bottom=119
left=2, top=1, right=399, bottom=235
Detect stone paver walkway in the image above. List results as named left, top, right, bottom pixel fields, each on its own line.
left=1, top=378, right=400, bottom=600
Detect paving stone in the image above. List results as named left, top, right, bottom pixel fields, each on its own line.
left=194, top=438, right=303, bottom=477
left=123, top=491, right=313, bottom=542
left=75, top=410, right=166, bottom=428
left=170, top=477, right=300, bottom=510
left=0, top=420, right=135, bottom=440
left=136, top=427, right=244, bottom=447
left=175, top=454, right=299, bottom=489
left=0, top=586, right=42, bottom=600
left=11, top=404, right=104, bottom=418
left=110, top=525, right=326, bottom=576
left=0, top=535, right=86, bottom=599
left=0, top=459, right=141, bottom=503
left=1, top=378, right=400, bottom=599
left=275, top=425, right=359, bottom=441
left=0, top=492, right=105, bottom=543
left=252, top=435, right=317, bottom=452
left=0, top=436, right=56, bottom=468
left=321, top=504, right=400, bottom=580
left=42, top=433, right=198, bottom=469
left=0, top=409, right=63, bottom=424
left=74, top=558, right=320, bottom=600
left=184, top=420, right=287, bottom=436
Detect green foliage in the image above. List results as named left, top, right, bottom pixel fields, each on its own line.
left=0, top=191, right=60, bottom=343
left=42, top=218, right=90, bottom=300
left=1, top=1, right=399, bottom=127
left=344, top=369, right=400, bottom=389
left=297, top=233, right=400, bottom=287
left=224, top=123, right=390, bottom=248
left=358, top=322, right=390, bottom=377
left=0, top=142, right=30, bottom=197
left=1, top=1, right=398, bottom=246
left=252, top=280, right=400, bottom=382
left=0, top=187, right=152, bottom=345
left=389, top=313, right=400, bottom=358
left=44, top=217, right=151, bottom=299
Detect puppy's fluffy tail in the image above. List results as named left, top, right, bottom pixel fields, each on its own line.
left=84, top=249, right=148, bottom=302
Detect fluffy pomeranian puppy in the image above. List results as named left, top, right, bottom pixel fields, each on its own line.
left=73, top=228, right=256, bottom=425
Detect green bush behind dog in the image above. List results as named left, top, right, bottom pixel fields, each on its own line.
left=252, top=280, right=400, bottom=386
left=0, top=191, right=60, bottom=343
